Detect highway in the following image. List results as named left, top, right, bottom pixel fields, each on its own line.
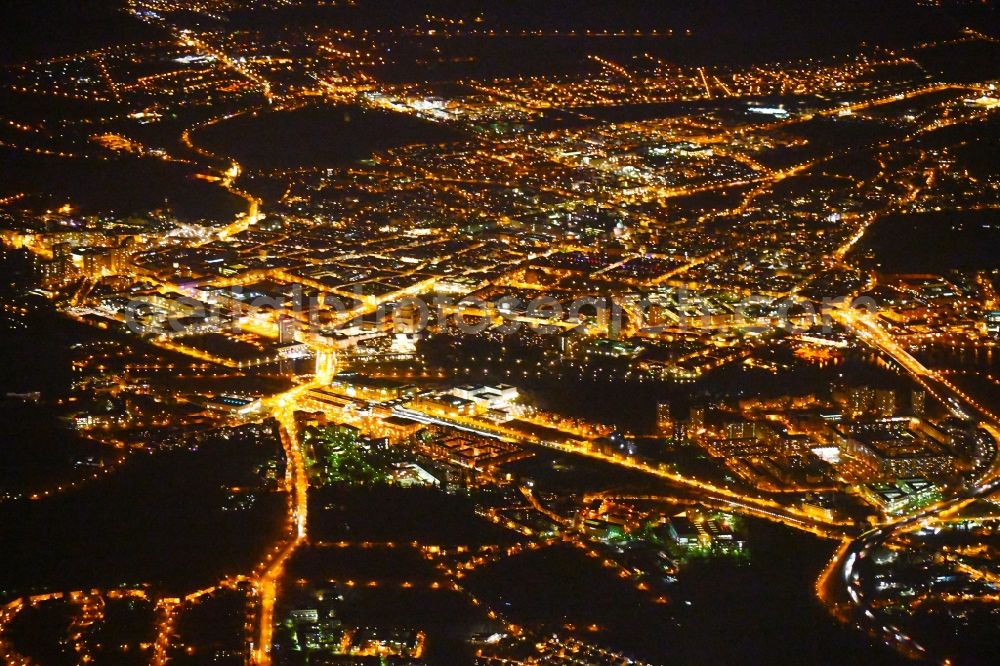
left=3, top=9, right=995, bottom=659
left=817, top=309, right=1000, bottom=661
left=819, top=470, right=1000, bottom=660
left=391, top=405, right=851, bottom=538
left=831, top=308, right=1000, bottom=426
left=251, top=370, right=331, bottom=665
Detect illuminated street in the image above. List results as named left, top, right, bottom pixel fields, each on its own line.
left=1, top=1, right=1000, bottom=664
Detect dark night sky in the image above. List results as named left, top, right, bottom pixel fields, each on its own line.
left=0, top=0, right=160, bottom=63
left=1, top=1, right=994, bottom=65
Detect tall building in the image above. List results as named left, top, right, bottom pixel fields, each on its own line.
left=911, top=389, right=927, bottom=418
left=689, top=406, right=705, bottom=433
left=50, top=241, right=77, bottom=279
left=278, top=316, right=297, bottom=344
left=673, top=421, right=689, bottom=444
left=875, top=389, right=897, bottom=418
left=847, top=386, right=875, bottom=416
left=725, top=421, right=754, bottom=440
left=52, top=242, right=73, bottom=263
left=78, top=247, right=123, bottom=278
left=656, top=402, right=673, bottom=436
left=393, top=302, right=425, bottom=334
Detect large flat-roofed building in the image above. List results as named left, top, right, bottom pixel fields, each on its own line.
left=834, top=418, right=955, bottom=480
left=301, top=386, right=369, bottom=414
left=203, top=394, right=261, bottom=416
left=643, top=290, right=740, bottom=330
left=379, top=415, right=424, bottom=441
left=413, top=430, right=526, bottom=470
left=410, top=393, right=481, bottom=417
left=330, top=373, right=416, bottom=402
left=451, top=383, right=518, bottom=409
left=860, top=478, right=942, bottom=516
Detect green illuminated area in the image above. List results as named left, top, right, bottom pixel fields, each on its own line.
left=302, top=424, right=391, bottom=487
left=1, top=1, right=999, bottom=664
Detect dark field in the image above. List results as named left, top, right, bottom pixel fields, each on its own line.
left=194, top=104, right=462, bottom=171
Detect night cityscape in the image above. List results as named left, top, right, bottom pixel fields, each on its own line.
left=1, top=1, right=1000, bottom=664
